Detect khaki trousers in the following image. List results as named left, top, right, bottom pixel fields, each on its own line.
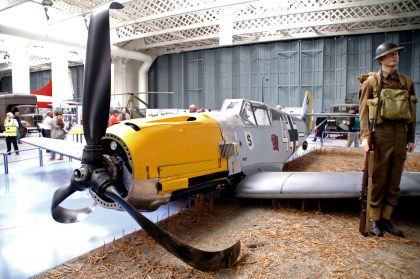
left=346, top=132, right=360, bottom=147
left=369, top=121, right=407, bottom=220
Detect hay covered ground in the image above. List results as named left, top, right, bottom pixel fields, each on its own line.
left=284, top=147, right=420, bottom=172
left=33, top=148, right=420, bottom=278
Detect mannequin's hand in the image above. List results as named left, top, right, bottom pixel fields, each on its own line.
left=407, top=142, right=414, bottom=153
left=361, top=139, right=369, bottom=152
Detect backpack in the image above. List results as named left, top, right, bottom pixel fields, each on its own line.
left=358, top=71, right=417, bottom=124
left=56, top=116, right=65, bottom=129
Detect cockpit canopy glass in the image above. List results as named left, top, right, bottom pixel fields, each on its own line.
left=221, top=100, right=242, bottom=114
left=240, top=101, right=256, bottom=126
left=240, top=101, right=271, bottom=127
left=220, top=99, right=272, bottom=127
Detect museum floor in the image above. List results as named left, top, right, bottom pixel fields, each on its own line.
left=0, top=137, right=179, bottom=279
left=0, top=127, right=419, bottom=279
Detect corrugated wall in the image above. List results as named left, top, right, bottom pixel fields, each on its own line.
left=149, top=30, right=420, bottom=122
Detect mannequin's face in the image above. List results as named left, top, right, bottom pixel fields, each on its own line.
left=380, top=51, right=399, bottom=68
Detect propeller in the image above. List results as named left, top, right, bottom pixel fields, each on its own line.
left=82, top=3, right=116, bottom=151
left=51, top=182, right=96, bottom=224
left=50, top=2, right=123, bottom=223
left=50, top=1, right=240, bottom=271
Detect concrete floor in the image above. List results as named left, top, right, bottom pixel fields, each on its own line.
left=0, top=137, right=179, bottom=279
left=1, top=126, right=419, bottom=279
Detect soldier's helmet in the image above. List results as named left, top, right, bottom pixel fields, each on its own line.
left=374, top=42, right=404, bottom=60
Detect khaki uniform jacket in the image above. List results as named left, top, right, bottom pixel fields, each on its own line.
left=359, top=70, right=416, bottom=143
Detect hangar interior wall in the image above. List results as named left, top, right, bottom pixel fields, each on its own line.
left=0, top=30, right=419, bottom=122
left=0, top=66, right=84, bottom=101
left=149, top=30, right=420, bottom=121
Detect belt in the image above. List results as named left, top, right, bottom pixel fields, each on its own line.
left=380, top=119, right=406, bottom=126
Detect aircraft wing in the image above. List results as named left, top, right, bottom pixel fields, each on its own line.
left=235, top=172, right=420, bottom=198
left=21, top=137, right=84, bottom=161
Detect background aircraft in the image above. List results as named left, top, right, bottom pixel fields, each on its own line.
left=22, top=2, right=420, bottom=272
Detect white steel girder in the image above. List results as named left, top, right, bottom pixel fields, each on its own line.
left=108, top=0, right=420, bottom=54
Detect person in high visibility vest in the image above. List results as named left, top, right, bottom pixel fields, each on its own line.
left=4, top=112, right=19, bottom=155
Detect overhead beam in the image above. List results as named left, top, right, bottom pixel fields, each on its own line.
left=114, top=20, right=217, bottom=44
left=236, top=11, right=420, bottom=35
left=46, top=0, right=139, bottom=25
left=143, top=34, right=219, bottom=49
left=233, top=0, right=403, bottom=24
left=113, top=0, right=409, bottom=44
left=140, top=11, right=420, bottom=49
left=0, top=0, right=29, bottom=12
left=0, top=24, right=154, bottom=63
left=112, top=0, right=255, bottom=29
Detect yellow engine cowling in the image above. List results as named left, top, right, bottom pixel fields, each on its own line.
left=104, top=113, right=228, bottom=194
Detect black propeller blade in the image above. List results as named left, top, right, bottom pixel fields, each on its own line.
left=82, top=2, right=124, bottom=165
left=51, top=169, right=97, bottom=223
left=51, top=184, right=96, bottom=223
left=82, top=2, right=123, bottom=148
left=104, top=185, right=241, bottom=271
left=50, top=1, right=241, bottom=271
left=51, top=2, right=123, bottom=223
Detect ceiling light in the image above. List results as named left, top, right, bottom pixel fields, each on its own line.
left=42, top=0, right=53, bottom=20
left=42, top=0, right=53, bottom=6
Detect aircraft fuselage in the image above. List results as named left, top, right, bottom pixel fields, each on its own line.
left=98, top=99, right=309, bottom=211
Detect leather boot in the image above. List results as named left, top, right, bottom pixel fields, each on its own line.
left=381, top=219, right=405, bottom=238
left=369, top=220, right=383, bottom=237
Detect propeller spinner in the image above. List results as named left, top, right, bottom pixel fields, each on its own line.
left=50, top=2, right=240, bottom=271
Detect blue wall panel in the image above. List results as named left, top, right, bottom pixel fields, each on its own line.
left=150, top=30, right=419, bottom=117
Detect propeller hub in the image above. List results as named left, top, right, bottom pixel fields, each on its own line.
left=73, top=167, right=88, bottom=180
left=82, top=144, right=104, bottom=164
left=71, top=165, right=91, bottom=191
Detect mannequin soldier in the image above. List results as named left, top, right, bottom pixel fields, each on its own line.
left=359, top=42, right=417, bottom=237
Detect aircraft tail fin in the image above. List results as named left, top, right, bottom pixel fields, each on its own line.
left=283, top=90, right=313, bottom=130
left=302, top=90, right=313, bottom=130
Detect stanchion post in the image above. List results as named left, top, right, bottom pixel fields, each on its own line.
left=4, top=153, right=9, bottom=174
left=39, top=148, right=43, bottom=167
